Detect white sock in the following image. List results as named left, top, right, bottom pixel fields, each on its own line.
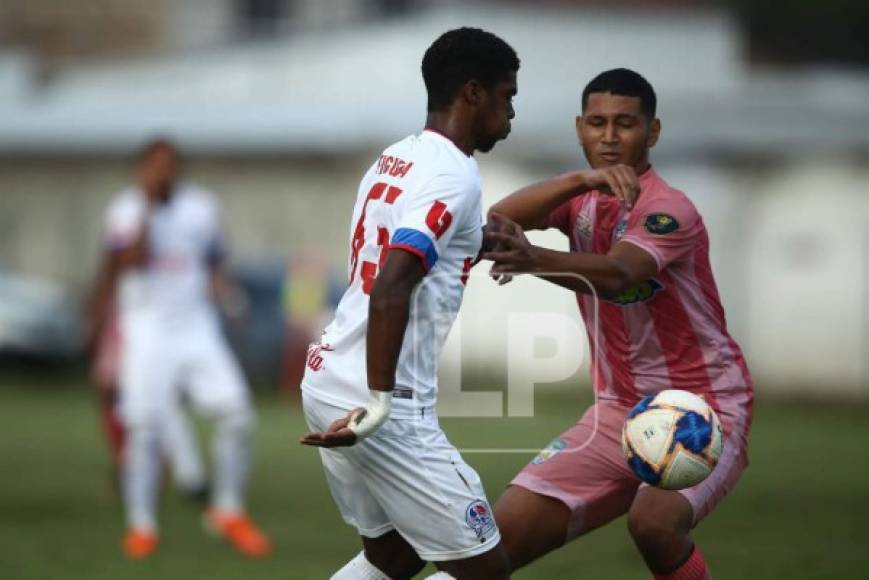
left=162, top=405, right=205, bottom=491
left=211, top=408, right=253, bottom=514
left=424, top=573, right=457, bottom=579
left=124, top=425, right=160, bottom=532
left=330, top=551, right=390, bottom=580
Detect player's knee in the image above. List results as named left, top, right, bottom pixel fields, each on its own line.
left=216, top=402, right=255, bottom=433
left=494, top=486, right=568, bottom=571
left=627, top=506, right=685, bottom=552
left=362, top=531, right=425, bottom=579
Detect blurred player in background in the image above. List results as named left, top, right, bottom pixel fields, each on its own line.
left=96, top=138, right=270, bottom=559
left=88, top=268, right=209, bottom=502
left=300, top=28, right=519, bottom=580
left=484, top=68, right=753, bottom=580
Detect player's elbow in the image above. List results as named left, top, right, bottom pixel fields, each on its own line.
left=595, top=263, right=633, bottom=300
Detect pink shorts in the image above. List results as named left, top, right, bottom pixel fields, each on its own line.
left=511, top=400, right=750, bottom=540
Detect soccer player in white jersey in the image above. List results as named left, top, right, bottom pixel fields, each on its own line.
left=300, top=28, right=519, bottom=580
left=87, top=277, right=209, bottom=502
left=100, top=139, right=270, bottom=559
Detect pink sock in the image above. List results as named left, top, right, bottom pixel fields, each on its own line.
left=654, top=546, right=710, bottom=580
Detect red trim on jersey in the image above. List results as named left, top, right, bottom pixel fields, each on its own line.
left=388, top=243, right=431, bottom=273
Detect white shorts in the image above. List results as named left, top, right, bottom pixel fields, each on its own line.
left=120, top=323, right=251, bottom=427
left=302, top=391, right=501, bottom=562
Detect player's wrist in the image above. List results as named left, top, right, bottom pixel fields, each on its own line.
left=569, top=170, right=594, bottom=194
left=348, top=390, right=392, bottom=440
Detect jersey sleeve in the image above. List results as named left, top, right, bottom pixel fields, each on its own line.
left=389, top=173, right=477, bottom=272
left=104, top=198, right=143, bottom=251
left=545, top=199, right=573, bottom=235
left=619, top=194, right=703, bottom=271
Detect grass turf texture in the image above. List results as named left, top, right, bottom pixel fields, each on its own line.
left=1, top=380, right=867, bottom=579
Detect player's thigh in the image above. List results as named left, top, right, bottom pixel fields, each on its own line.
left=301, top=393, right=394, bottom=539
left=507, top=402, right=640, bottom=544
left=356, top=418, right=502, bottom=565
left=494, top=484, right=571, bottom=572
left=185, top=333, right=251, bottom=418
left=119, top=336, right=178, bottom=428
left=673, top=421, right=750, bottom=526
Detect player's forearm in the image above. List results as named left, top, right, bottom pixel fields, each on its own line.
left=114, top=229, right=151, bottom=268
left=366, top=281, right=415, bottom=392
left=86, top=260, right=118, bottom=347
left=530, top=247, right=632, bottom=299
left=489, top=172, right=589, bottom=230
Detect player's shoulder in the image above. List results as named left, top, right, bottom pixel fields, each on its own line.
left=176, top=182, right=216, bottom=204
left=637, top=168, right=701, bottom=223
left=390, top=131, right=476, bottom=178
left=106, top=187, right=142, bottom=219
left=175, top=182, right=220, bottom=214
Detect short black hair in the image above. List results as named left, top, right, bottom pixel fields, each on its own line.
left=422, top=27, right=519, bottom=112
left=136, top=136, right=179, bottom=163
left=581, top=68, right=657, bottom=120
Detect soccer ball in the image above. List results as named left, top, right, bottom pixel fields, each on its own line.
left=622, top=389, right=723, bottom=490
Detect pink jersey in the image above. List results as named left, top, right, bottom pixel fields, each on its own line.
left=547, top=167, right=753, bottom=428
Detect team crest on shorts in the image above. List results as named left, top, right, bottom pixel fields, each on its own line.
left=532, top=438, right=567, bottom=464
left=465, top=500, right=495, bottom=542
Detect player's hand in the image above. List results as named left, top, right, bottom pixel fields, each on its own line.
left=484, top=213, right=538, bottom=279
left=578, top=165, right=640, bottom=209
left=299, top=409, right=362, bottom=448
left=483, top=213, right=515, bottom=285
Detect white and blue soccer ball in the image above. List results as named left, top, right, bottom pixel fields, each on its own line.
left=621, top=389, right=724, bottom=490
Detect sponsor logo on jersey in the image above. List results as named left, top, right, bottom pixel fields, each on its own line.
left=306, top=342, right=334, bottom=372
left=609, top=279, right=664, bottom=306
left=644, top=213, right=679, bottom=235
left=532, top=438, right=567, bottom=464
left=465, top=500, right=496, bottom=542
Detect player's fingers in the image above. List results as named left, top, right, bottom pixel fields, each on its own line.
left=326, top=418, right=350, bottom=433
left=615, top=166, right=639, bottom=208
left=299, top=432, right=327, bottom=446
left=498, top=274, right=514, bottom=286
left=485, top=231, right=520, bottom=247
left=321, top=429, right=357, bottom=447
left=483, top=250, right=520, bottom=263
left=605, top=172, right=627, bottom=206
left=499, top=216, right=520, bottom=236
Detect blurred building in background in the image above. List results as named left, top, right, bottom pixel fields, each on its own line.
left=1, top=0, right=867, bottom=393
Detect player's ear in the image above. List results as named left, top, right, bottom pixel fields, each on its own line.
left=647, top=118, right=661, bottom=149
left=462, top=80, right=484, bottom=107
left=574, top=115, right=583, bottom=144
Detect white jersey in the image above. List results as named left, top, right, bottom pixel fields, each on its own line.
left=104, top=183, right=225, bottom=333
left=302, top=130, right=483, bottom=418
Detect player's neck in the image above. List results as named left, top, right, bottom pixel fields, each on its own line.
left=424, top=113, right=474, bottom=156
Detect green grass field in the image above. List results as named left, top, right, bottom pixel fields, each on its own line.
left=1, top=378, right=868, bottom=579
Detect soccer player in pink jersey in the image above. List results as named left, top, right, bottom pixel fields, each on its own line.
left=484, top=68, right=753, bottom=580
